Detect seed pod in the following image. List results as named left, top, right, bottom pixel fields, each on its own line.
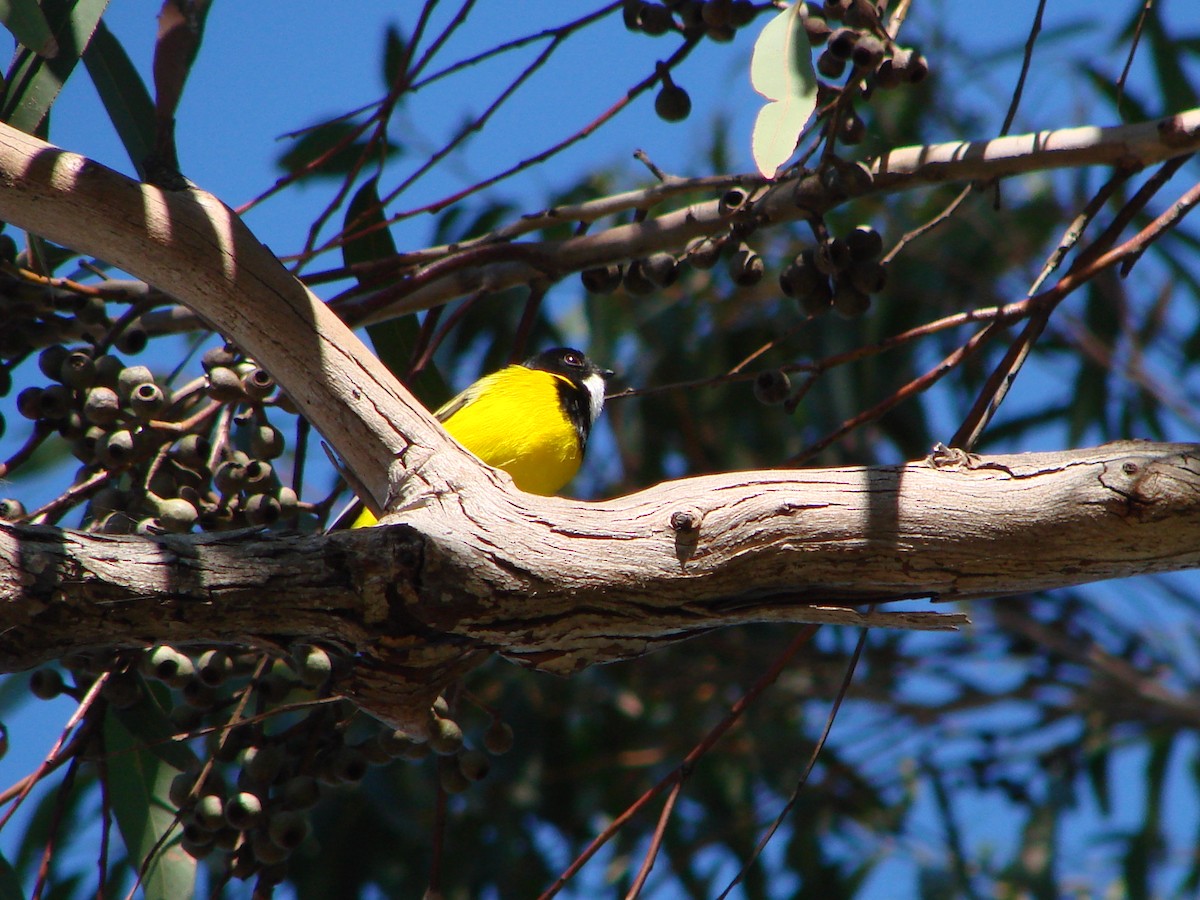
left=115, top=366, right=154, bottom=404
left=685, top=237, right=723, bottom=270
left=458, top=749, right=491, bottom=782
left=267, top=810, right=310, bottom=851
left=730, top=1, right=756, bottom=26
left=754, top=369, right=791, bottom=405
left=241, top=461, right=274, bottom=495
left=875, top=55, right=903, bottom=89
left=798, top=277, right=835, bottom=317
left=37, top=384, right=72, bottom=420
left=330, top=747, right=368, bottom=784
left=169, top=771, right=198, bottom=808
left=83, top=386, right=121, bottom=426
left=115, top=324, right=148, bottom=355
left=30, top=667, right=64, bottom=699
left=214, top=460, right=247, bottom=495
left=429, top=717, right=465, bottom=756
left=182, top=677, right=218, bottom=709
left=814, top=238, right=852, bottom=275
left=197, top=649, right=234, bottom=686
left=638, top=2, right=673, bottom=35
left=207, top=366, right=243, bottom=401
left=832, top=281, right=872, bottom=317
left=38, top=345, right=69, bottom=382
left=438, top=755, right=471, bottom=794
left=483, top=720, right=515, bottom=755
left=244, top=493, right=281, bottom=526
left=655, top=81, right=692, bottom=122
left=0, top=498, right=26, bottom=521
left=98, top=429, right=136, bottom=468
left=242, top=744, right=286, bottom=786
left=816, top=48, right=847, bottom=79
left=129, top=382, right=166, bottom=420
left=282, top=775, right=321, bottom=811
left=250, top=424, right=285, bottom=460
left=849, top=260, right=888, bottom=294
left=296, top=646, right=333, bottom=688
left=195, top=794, right=226, bottom=832
left=642, top=252, right=680, bottom=287
left=155, top=497, right=199, bottom=533
left=823, top=0, right=849, bottom=20
left=622, top=260, right=657, bottom=295
left=803, top=14, right=832, bottom=46
left=718, top=188, right=747, bottom=216
left=843, top=0, right=879, bottom=28
left=702, top=0, right=732, bottom=27
left=827, top=27, right=858, bottom=60
left=728, top=243, right=764, bottom=286
left=92, top=355, right=125, bottom=388
left=241, top=367, right=274, bottom=401
left=779, top=251, right=825, bottom=298
left=276, top=486, right=299, bottom=517
left=145, top=645, right=195, bottom=685
left=891, top=47, right=928, bottom=83
left=171, top=434, right=212, bottom=468
left=845, top=225, right=883, bottom=261
left=581, top=265, right=623, bottom=294
left=225, top=792, right=265, bottom=831
left=56, top=410, right=84, bottom=440
left=60, top=351, right=96, bottom=389
left=101, top=672, right=142, bottom=709
left=202, top=345, right=239, bottom=372
left=851, top=35, right=885, bottom=69
left=16, top=387, right=43, bottom=420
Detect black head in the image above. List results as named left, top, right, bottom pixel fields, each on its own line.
left=523, top=347, right=614, bottom=384
left=523, top=347, right=613, bottom=442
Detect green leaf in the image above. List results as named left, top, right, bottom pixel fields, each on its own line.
left=382, top=23, right=407, bottom=91
left=0, top=849, right=26, bottom=900
left=343, top=177, right=447, bottom=404
left=0, top=0, right=110, bottom=134
left=104, top=690, right=198, bottom=900
left=277, top=121, right=401, bottom=179
left=749, top=3, right=817, bottom=177
left=110, top=680, right=201, bottom=774
left=81, top=19, right=155, bottom=178
left=0, top=0, right=58, bottom=57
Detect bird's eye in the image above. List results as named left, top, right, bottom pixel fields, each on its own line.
left=564, top=351, right=583, bottom=367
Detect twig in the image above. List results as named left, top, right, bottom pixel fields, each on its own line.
left=537, top=626, right=820, bottom=900
left=1116, top=1, right=1154, bottom=114
left=624, top=777, right=683, bottom=899
left=715, top=628, right=868, bottom=899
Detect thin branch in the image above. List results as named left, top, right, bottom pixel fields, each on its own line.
left=715, top=628, right=868, bottom=900
left=538, top=626, right=820, bottom=900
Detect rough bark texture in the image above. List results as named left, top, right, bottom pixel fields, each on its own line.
left=4, top=442, right=1199, bottom=727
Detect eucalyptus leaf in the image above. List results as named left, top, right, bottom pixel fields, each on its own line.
left=749, top=3, right=817, bottom=178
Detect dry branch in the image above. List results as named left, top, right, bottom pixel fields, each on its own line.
left=4, top=442, right=1200, bottom=727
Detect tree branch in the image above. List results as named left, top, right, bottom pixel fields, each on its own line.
left=4, top=442, right=1200, bottom=727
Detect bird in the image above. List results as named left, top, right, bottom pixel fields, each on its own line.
left=335, top=347, right=614, bottom=528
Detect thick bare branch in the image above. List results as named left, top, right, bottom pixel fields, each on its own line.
left=3, top=442, right=1199, bottom=727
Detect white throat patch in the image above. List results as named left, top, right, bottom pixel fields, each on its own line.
left=582, top=372, right=607, bottom=425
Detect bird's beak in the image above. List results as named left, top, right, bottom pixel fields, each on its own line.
left=600, top=368, right=615, bottom=380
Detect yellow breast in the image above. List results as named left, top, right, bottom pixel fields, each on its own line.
left=441, top=369, right=582, bottom=496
